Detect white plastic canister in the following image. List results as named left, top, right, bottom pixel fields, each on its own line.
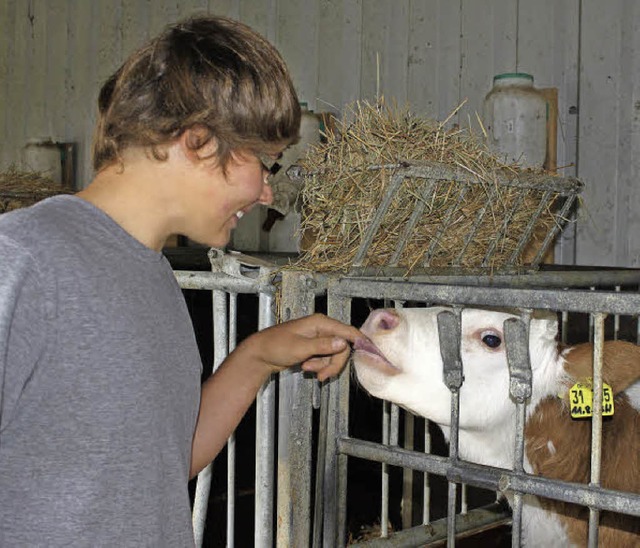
left=483, top=73, right=547, bottom=168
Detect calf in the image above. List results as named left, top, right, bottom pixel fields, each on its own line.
left=352, top=307, right=640, bottom=547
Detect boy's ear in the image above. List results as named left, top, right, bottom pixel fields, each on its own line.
left=180, top=126, right=218, bottom=163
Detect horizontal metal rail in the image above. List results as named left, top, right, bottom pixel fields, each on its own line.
left=288, top=161, right=583, bottom=194
left=332, top=277, right=640, bottom=315
left=174, top=270, right=271, bottom=294
left=338, top=438, right=640, bottom=518
left=350, top=503, right=511, bottom=547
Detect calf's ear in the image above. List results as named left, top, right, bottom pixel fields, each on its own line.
left=563, top=341, right=640, bottom=394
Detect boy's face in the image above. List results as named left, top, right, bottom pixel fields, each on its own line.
left=176, top=143, right=277, bottom=248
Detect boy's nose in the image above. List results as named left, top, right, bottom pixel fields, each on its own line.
left=259, top=179, right=274, bottom=205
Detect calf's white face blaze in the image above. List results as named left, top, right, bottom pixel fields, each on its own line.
left=353, top=306, right=562, bottom=450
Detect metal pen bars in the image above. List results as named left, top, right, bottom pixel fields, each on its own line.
left=176, top=256, right=640, bottom=548
left=329, top=277, right=640, bottom=548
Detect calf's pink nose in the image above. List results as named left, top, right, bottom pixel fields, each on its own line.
left=361, top=309, right=400, bottom=335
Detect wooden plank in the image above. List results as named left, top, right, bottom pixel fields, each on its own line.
left=406, top=1, right=450, bottom=118
left=24, top=0, right=48, bottom=143
left=6, top=1, right=30, bottom=168
left=384, top=1, right=410, bottom=106
left=434, top=0, right=463, bottom=122
left=360, top=0, right=395, bottom=103
left=176, top=0, right=210, bottom=19
left=540, top=87, right=558, bottom=172
left=45, top=0, right=69, bottom=153
left=316, top=0, right=362, bottom=113
left=121, top=1, right=151, bottom=57
left=575, top=0, right=622, bottom=266
left=64, top=0, right=94, bottom=187
left=275, top=0, right=320, bottom=109
left=209, top=0, right=241, bottom=19
left=548, top=0, right=580, bottom=264
left=617, top=0, right=640, bottom=267
left=459, top=0, right=517, bottom=128
left=0, top=0, right=17, bottom=168
left=239, top=0, right=274, bottom=40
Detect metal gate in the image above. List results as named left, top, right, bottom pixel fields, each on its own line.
left=176, top=251, right=640, bottom=547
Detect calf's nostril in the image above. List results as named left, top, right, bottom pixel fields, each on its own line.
left=361, top=309, right=400, bottom=335
left=372, top=309, right=399, bottom=331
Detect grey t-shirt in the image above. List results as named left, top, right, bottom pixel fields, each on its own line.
left=0, top=196, right=202, bottom=546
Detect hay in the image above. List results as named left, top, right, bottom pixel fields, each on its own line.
left=291, top=100, right=580, bottom=275
left=0, top=167, right=66, bottom=213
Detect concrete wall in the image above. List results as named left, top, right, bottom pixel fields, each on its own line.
left=1, top=0, right=638, bottom=267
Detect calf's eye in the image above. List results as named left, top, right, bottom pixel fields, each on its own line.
left=481, top=333, right=502, bottom=349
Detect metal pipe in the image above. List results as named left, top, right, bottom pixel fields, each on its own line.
left=227, top=294, right=238, bottom=547
left=323, top=286, right=353, bottom=547
left=276, top=272, right=315, bottom=548
left=337, top=438, right=640, bottom=517
left=423, top=420, right=432, bottom=524
left=437, top=309, right=464, bottom=547
left=423, top=184, right=469, bottom=266
left=255, top=288, right=277, bottom=548
left=333, top=278, right=640, bottom=316
left=587, top=314, right=606, bottom=548
left=192, top=290, right=229, bottom=546
left=352, top=173, right=406, bottom=267
left=174, top=270, right=263, bottom=293
left=381, top=401, right=391, bottom=538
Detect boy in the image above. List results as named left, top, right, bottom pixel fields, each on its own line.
left=0, top=15, right=360, bottom=546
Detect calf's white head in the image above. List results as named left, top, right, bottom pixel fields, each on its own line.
left=352, top=307, right=561, bottom=435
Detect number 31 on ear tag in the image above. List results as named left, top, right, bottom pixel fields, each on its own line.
left=569, top=381, right=614, bottom=419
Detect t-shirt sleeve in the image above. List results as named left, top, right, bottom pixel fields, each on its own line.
left=0, top=235, right=50, bottom=431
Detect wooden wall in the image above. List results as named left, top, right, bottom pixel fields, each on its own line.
left=1, top=0, right=638, bottom=267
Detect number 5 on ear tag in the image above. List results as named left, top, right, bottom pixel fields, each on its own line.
left=569, top=381, right=614, bottom=419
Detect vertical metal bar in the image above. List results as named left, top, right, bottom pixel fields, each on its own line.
left=382, top=403, right=400, bottom=536
left=561, top=311, right=569, bottom=345
left=193, top=290, right=228, bottom=547
left=530, top=193, right=579, bottom=265
left=482, top=190, right=528, bottom=267
left=322, top=283, right=352, bottom=547
left=276, top=271, right=315, bottom=548
left=423, top=420, right=431, bottom=524
left=460, top=483, right=468, bottom=515
left=227, top=293, right=238, bottom=548
left=589, top=287, right=596, bottom=342
left=453, top=183, right=499, bottom=266
left=352, top=173, right=406, bottom=267
left=390, top=405, right=400, bottom=446
left=389, top=178, right=437, bottom=266
left=402, top=412, right=415, bottom=529
left=255, top=285, right=277, bottom=548
left=504, top=312, right=533, bottom=548
left=381, top=400, right=391, bottom=538
left=613, top=286, right=620, bottom=340
left=507, top=190, right=553, bottom=264
left=588, top=313, right=606, bottom=548
left=313, top=371, right=332, bottom=548
left=423, top=185, right=469, bottom=266
left=437, top=308, right=464, bottom=548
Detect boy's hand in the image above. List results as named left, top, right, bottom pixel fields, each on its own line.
left=236, top=313, right=363, bottom=381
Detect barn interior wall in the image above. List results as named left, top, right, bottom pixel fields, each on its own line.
left=0, top=0, right=638, bottom=267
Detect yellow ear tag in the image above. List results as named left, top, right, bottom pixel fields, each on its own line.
left=569, top=380, right=614, bottom=419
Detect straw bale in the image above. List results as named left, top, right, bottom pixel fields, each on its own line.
left=292, top=101, right=575, bottom=275
left=0, top=167, right=66, bottom=213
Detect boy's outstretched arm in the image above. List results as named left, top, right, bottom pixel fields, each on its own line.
left=189, top=314, right=362, bottom=477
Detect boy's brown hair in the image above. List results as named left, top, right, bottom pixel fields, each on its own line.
left=92, top=15, right=301, bottom=172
